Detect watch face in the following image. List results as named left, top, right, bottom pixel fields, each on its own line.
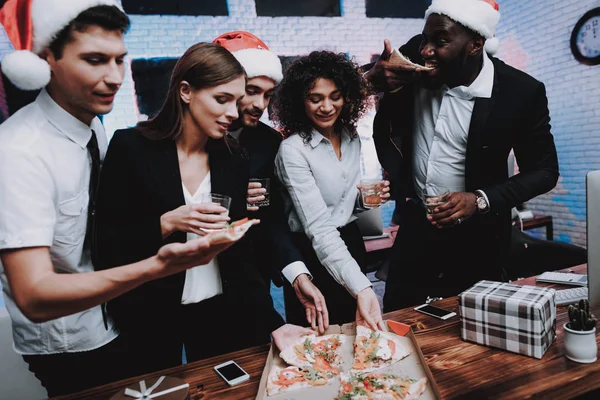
left=571, top=8, right=600, bottom=65
left=477, top=197, right=487, bottom=210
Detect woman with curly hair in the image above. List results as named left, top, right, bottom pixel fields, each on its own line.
left=273, top=51, right=389, bottom=330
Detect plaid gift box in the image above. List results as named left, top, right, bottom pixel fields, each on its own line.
left=458, top=280, right=557, bottom=359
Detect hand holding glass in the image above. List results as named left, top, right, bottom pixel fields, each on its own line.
left=199, top=193, right=231, bottom=232
left=360, top=179, right=385, bottom=209
left=247, top=178, right=270, bottom=208
left=423, top=185, right=449, bottom=215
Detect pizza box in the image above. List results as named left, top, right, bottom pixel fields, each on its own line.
left=256, top=320, right=441, bottom=399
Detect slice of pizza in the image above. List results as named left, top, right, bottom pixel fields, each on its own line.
left=279, top=334, right=346, bottom=376
left=389, top=48, right=434, bottom=71
left=266, top=365, right=328, bottom=396
left=205, top=218, right=259, bottom=245
left=337, top=372, right=428, bottom=400
left=352, top=325, right=411, bottom=373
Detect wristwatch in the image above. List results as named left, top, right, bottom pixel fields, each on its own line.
left=474, top=190, right=490, bottom=214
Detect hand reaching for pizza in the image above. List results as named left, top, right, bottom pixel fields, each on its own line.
left=293, top=274, right=329, bottom=334
left=356, top=287, right=385, bottom=331
left=272, top=324, right=315, bottom=353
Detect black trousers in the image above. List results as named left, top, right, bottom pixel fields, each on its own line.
left=120, top=292, right=274, bottom=377
left=22, top=334, right=131, bottom=398
left=383, top=199, right=506, bottom=313
left=284, top=221, right=367, bottom=327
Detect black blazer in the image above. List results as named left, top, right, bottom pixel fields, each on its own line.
left=94, top=127, right=284, bottom=332
left=237, top=122, right=304, bottom=286
left=373, top=35, right=559, bottom=254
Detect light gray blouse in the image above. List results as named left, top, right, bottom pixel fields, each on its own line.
left=275, top=129, right=372, bottom=297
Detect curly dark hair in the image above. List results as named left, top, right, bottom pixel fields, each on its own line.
left=271, top=51, right=369, bottom=142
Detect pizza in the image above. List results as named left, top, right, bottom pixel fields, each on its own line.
left=337, top=372, right=427, bottom=400
left=280, top=334, right=346, bottom=376
left=352, top=326, right=411, bottom=373
left=205, top=218, right=259, bottom=245
left=266, top=365, right=328, bottom=396
left=389, top=48, right=434, bottom=71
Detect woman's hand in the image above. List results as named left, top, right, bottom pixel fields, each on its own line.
left=272, top=324, right=315, bottom=352
left=356, top=287, right=385, bottom=331
left=160, top=203, right=230, bottom=238
left=379, top=180, right=391, bottom=204
left=356, top=180, right=391, bottom=206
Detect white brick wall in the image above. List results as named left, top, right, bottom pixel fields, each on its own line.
left=0, top=0, right=599, bottom=245
left=496, top=0, right=600, bottom=247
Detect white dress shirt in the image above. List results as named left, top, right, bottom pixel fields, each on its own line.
left=0, top=89, right=117, bottom=355
left=180, top=172, right=223, bottom=304
left=275, top=129, right=372, bottom=297
left=413, top=52, right=495, bottom=199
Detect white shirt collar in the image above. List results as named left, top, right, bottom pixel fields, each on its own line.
left=445, top=52, right=494, bottom=100
left=36, top=89, right=97, bottom=149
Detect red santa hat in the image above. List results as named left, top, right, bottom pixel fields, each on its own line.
left=213, top=31, right=283, bottom=84
left=425, top=0, right=501, bottom=55
left=0, top=0, right=124, bottom=90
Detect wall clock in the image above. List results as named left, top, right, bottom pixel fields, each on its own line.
left=571, top=7, right=600, bottom=65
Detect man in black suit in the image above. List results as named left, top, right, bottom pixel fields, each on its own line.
left=364, top=0, right=559, bottom=311
left=214, top=31, right=329, bottom=332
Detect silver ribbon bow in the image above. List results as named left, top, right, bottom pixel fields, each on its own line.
left=124, top=376, right=189, bottom=399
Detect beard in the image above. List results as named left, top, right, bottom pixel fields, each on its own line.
left=240, top=107, right=263, bottom=128
left=419, top=46, right=470, bottom=90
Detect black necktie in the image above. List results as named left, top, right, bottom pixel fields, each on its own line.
left=87, top=131, right=108, bottom=329
left=86, top=130, right=100, bottom=245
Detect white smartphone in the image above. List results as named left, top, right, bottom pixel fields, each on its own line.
left=214, top=360, right=250, bottom=386
left=414, top=304, right=457, bottom=320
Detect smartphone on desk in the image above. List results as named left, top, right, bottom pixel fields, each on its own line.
left=214, top=360, right=250, bottom=386
left=414, top=304, right=457, bottom=320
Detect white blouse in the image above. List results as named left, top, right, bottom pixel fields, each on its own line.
left=180, top=171, right=223, bottom=304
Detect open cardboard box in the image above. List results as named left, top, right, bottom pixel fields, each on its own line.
left=257, top=320, right=441, bottom=399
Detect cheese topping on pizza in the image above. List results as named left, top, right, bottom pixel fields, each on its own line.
left=352, top=326, right=410, bottom=372
left=266, top=365, right=328, bottom=396
left=280, top=334, right=346, bottom=376
left=337, top=373, right=427, bottom=400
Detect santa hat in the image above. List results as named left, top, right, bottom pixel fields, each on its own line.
left=425, top=0, right=501, bottom=55
left=0, top=0, right=124, bottom=90
left=213, top=31, right=283, bottom=84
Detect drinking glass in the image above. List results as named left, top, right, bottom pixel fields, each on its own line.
left=199, top=193, right=231, bottom=216
left=422, top=184, right=449, bottom=215
left=247, top=178, right=270, bottom=208
left=360, top=179, right=385, bottom=209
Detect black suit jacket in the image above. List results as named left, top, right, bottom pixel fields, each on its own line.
left=94, top=127, right=284, bottom=333
left=237, top=122, right=304, bottom=286
left=373, top=35, right=559, bottom=263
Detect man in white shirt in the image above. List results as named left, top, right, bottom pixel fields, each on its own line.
left=214, top=31, right=330, bottom=333
left=0, top=1, right=252, bottom=396
left=366, top=0, right=559, bottom=310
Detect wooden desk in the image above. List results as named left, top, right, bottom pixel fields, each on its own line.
left=56, top=265, right=599, bottom=400
left=513, top=214, right=554, bottom=241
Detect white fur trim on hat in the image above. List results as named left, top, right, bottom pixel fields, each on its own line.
left=426, top=0, right=500, bottom=54
left=31, top=0, right=123, bottom=53
left=484, top=37, right=499, bottom=55
left=231, top=48, right=283, bottom=84
left=1, top=50, right=50, bottom=90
